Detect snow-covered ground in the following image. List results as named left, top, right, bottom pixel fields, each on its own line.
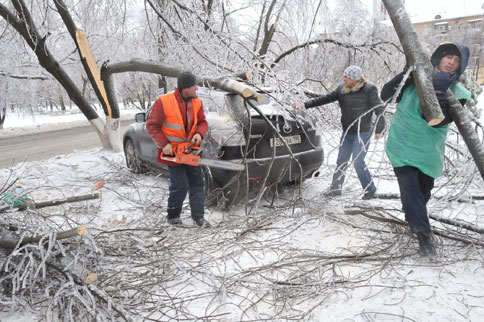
left=1, top=93, right=484, bottom=321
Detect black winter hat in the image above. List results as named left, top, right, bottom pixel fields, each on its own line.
left=177, top=72, right=197, bottom=91
left=441, top=46, right=461, bottom=58
left=430, top=42, right=470, bottom=81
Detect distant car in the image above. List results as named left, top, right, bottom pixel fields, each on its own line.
left=123, top=87, right=324, bottom=206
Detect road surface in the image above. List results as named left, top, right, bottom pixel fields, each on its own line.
left=0, top=120, right=133, bottom=169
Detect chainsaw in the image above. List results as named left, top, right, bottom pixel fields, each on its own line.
left=160, top=142, right=245, bottom=171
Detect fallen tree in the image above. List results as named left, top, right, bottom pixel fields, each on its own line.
left=100, top=59, right=261, bottom=114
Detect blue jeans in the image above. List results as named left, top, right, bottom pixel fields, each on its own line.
left=167, top=165, right=204, bottom=219
left=330, top=131, right=376, bottom=193
left=394, top=166, right=434, bottom=233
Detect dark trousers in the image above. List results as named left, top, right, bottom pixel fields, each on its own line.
left=167, top=164, right=204, bottom=219
left=393, top=166, right=435, bottom=233
left=330, top=131, right=376, bottom=193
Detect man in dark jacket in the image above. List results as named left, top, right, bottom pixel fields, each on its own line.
left=293, top=65, right=386, bottom=199
left=147, top=72, right=210, bottom=227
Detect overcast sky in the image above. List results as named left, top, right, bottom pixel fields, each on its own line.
left=362, top=0, right=484, bottom=21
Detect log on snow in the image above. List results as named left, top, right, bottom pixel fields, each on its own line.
left=0, top=226, right=86, bottom=249
left=30, top=192, right=102, bottom=210
left=0, top=192, right=102, bottom=213
left=382, top=0, right=444, bottom=126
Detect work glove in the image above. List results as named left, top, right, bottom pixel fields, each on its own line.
left=433, top=72, right=452, bottom=94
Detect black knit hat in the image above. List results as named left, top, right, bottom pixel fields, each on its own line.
left=177, top=72, right=197, bottom=91
left=441, top=46, right=461, bottom=58
left=430, top=42, right=469, bottom=81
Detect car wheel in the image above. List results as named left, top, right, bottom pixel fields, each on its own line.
left=124, top=139, right=147, bottom=173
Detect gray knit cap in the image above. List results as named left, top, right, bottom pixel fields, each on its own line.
left=343, top=65, right=362, bottom=81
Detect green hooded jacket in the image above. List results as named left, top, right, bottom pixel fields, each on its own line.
left=385, top=83, right=471, bottom=178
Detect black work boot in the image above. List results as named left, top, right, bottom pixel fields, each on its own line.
left=416, top=231, right=437, bottom=257
left=324, top=190, right=342, bottom=197
left=193, top=217, right=211, bottom=228
left=167, top=216, right=183, bottom=226
left=362, top=189, right=377, bottom=200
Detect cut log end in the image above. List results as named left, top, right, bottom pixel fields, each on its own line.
left=427, top=117, right=444, bottom=126
left=77, top=226, right=87, bottom=236
left=241, top=88, right=254, bottom=98
left=85, top=272, right=98, bottom=284
left=232, top=71, right=251, bottom=81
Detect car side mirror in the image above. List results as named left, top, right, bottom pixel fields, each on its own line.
left=135, top=113, right=146, bottom=123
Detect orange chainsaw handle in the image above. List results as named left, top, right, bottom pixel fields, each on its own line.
left=160, top=142, right=201, bottom=166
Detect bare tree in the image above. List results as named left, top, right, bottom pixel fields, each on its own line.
left=0, top=1, right=146, bottom=150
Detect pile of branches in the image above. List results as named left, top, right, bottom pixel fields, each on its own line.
left=0, top=222, right=134, bottom=321
left=2, top=198, right=483, bottom=321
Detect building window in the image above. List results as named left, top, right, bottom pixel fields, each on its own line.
left=468, top=19, right=482, bottom=28
left=423, top=25, right=432, bottom=36
left=434, top=22, right=449, bottom=33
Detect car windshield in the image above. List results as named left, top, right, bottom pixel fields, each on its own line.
left=200, top=88, right=321, bottom=135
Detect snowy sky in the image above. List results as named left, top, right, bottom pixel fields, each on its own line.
left=362, top=0, right=484, bottom=21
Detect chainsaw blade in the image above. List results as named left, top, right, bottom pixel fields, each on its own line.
left=199, top=158, right=245, bottom=171
left=159, top=155, right=245, bottom=171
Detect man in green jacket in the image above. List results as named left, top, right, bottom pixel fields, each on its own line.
left=381, top=42, right=472, bottom=257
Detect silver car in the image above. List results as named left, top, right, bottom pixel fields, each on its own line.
left=123, top=88, right=324, bottom=206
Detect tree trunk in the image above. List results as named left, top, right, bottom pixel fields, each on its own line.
left=0, top=106, right=5, bottom=129
left=381, top=0, right=444, bottom=126
left=59, top=93, right=66, bottom=111
left=53, top=0, right=115, bottom=118
left=446, top=91, right=484, bottom=179
left=159, top=76, right=168, bottom=94
left=101, top=59, right=261, bottom=114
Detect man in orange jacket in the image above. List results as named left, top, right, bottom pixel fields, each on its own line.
left=147, top=72, right=210, bottom=227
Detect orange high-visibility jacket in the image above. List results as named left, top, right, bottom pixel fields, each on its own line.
left=160, top=93, right=201, bottom=149
left=147, top=89, right=208, bottom=166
